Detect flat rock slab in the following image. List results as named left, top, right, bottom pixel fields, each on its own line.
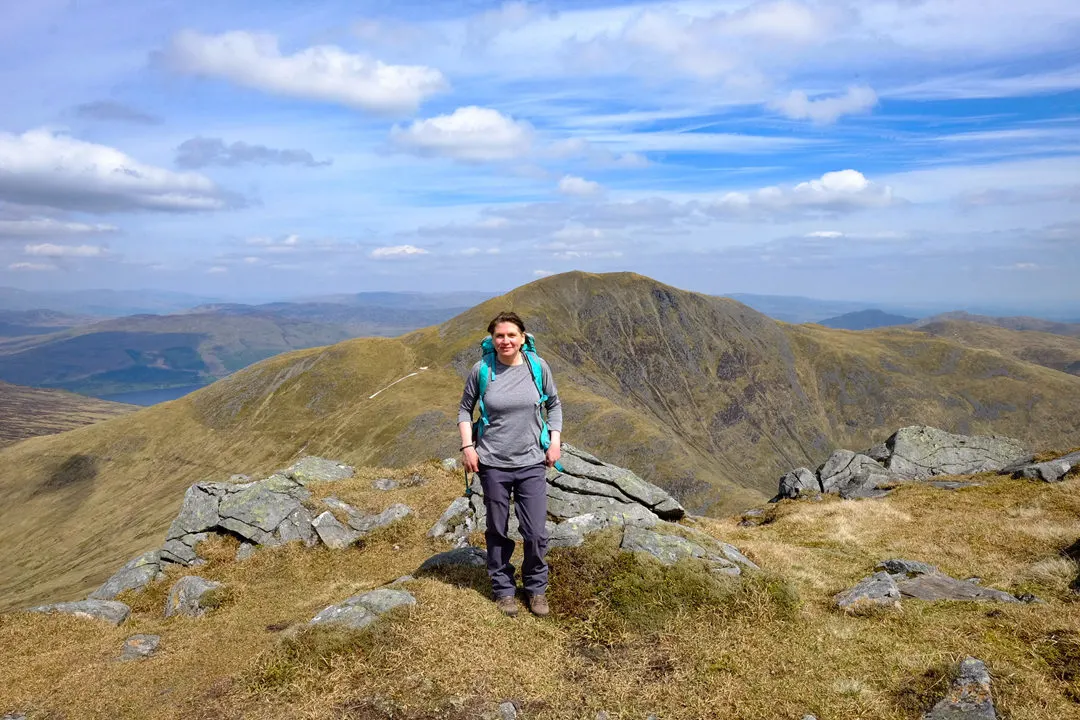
left=312, top=511, right=360, bottom=549
left=834, top=572, right=901, bottom=612
left=886, top=426, right=1027, bottom=480
left=284, top=456, right=355, bottom=484
left=120, top=634, right=161, bottom=662
left=165, top=576, right=223, bottom=618
left=350, top=503, right=412, bottom=534
left=417, top=547, right=488, bottom=573
left=924, top=656, right=997, bottom=719
left=1010, top=451, right=1080, bottom=483
left=29, top=600, right=130, bottom=626
left=897, top=574, right=1019, bottom=603
left=553, top=444, right=685, bottom=520
left=310, top=588, right=416, bottom=630
left=620, top=526, right=739, bottom=575
left=89, top=550, right=162, bottom=600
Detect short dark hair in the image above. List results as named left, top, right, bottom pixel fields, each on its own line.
left=487, top=311, right=526, bottom=335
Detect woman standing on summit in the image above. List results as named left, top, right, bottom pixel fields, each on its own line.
left=458, top=311, right=562, bottom=618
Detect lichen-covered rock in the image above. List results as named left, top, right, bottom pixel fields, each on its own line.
left=218, top=484, right=301, bottom=536
left=166, top=485, right=221, bottom=540
left=275, top=506, right=318, bottom=546
left=819, top=450, right=900, bottom=499
left=284, top=456, right=355, bottom=484
left=554, top=444, right=684, bottom=519
left=886, top=426, right=1028, bottom=479
left=29, top=600, right=130, bottom=626
left=89, top=550, right=162, bottom=600
left=165, top=576, right=223, bottom=618
left=309, top=588, right=416, bottom=629
left=897, top=574, right=1019, bottom=603
left=120, top=634, right=161, bottom=662
left=923, top=657, right=997, bottom=719
left=777, top=467, right=819, bottom=499
left=620, top=526, right=739, bottom=575
left=160, top=532, right=208, bottom=565
left=428, top=496, right=471, bottom=539
left=834, top=572, right=902, bottom=612
left=312, top=511, right=360, bottom=549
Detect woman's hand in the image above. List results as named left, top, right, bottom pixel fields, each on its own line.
left=545, top=444, right=561, bottom=468
left=462, top=446, right=480, bottom=473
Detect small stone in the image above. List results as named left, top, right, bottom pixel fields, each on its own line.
left=120, top=634, right=161, bottom=662
left=497, top=700, right=518, bottom=720
left=418, top=547, right=488, bottom=573
left=236, top=543, right=257, bottom=561
left=373, top=477, right=399, bottom=491
left=310, top=588, right=416, bottom=629
left=350, top=503, right=412, bottom=534
left=29, top=600, right=130, bottom=626
left=595, top=713, right=610, bottom=720
left=442, top=457, right=460, bottom=472
left=165, top=576, right=223, bottom=618
left=834, top=572, right=902, bottom=612
left=878, top=559, right=939, bottom=577
left=1017, top=593, right=1042, bottom=603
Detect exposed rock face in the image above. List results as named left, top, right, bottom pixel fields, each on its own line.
left=818, top=450, right=900, bottom=499
left=309, top=588, right=416, bottom=630
left=89, top=550, right=163, bottom=600
left=553, top=445, right=685, bottom=520
left=776, top=426, right=1031, bottom=501
left=923, top=657, right=997, bottom=720
left=165, top=576, right=223, bottom=618
left=29, top=600, right=130, bottom=626
left=886, top=426, right=1028, bottom=479
left=620, top=526, right=740, bottom=576
left=120, top=634, right=161, bottom=662
left=284, top=457, right=355, bottom=484
left=1007, top=450, right=1080, bottom=483
left=834, top=572, right=902, bottom=612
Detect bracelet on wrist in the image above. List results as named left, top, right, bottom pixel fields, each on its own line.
left=460, top=444, right=474, bottom=451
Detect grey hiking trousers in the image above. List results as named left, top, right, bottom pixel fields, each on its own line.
left=479, top=462, right=549, bottom=598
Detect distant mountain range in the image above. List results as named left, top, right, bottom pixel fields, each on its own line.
left=816, top=309, right=918, bottom=330
left=0, top=309, right=98, bottom=338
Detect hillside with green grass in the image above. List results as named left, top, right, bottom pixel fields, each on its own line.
left=2, top=272, right=1080, bottom=613
left=916, top=319, right=1080, bottom=376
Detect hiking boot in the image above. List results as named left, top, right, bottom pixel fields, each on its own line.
left=495, top=595, right=519, bottom=617
left=527, top=594, right=549, bottom=617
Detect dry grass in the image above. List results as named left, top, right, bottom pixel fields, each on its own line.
left=0, top=380, right=135, bottom=446
left=4, top=467, right=1080, bottom=719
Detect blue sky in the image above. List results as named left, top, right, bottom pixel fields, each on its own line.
left=0, top=0, right=1078, bottom=307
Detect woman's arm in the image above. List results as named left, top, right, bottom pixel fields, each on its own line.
left=458, top=364, right=480, bottom=472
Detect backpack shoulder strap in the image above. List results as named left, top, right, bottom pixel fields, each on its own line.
left=475, top=337, right=496, bottom=440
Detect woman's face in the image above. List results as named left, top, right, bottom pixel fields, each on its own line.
left=491, top=321, right=523, bottom=360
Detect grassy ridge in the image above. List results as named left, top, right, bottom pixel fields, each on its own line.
left=2, top=272, right=1080, bottom=611
left=0, top=381, right=135, bottom=447
left=1, top=463, right=1079, bottom=719
left=916, top=319, right=1080, bottom=376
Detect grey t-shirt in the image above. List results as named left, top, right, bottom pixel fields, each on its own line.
left=458, top=356, right=563, bottom=468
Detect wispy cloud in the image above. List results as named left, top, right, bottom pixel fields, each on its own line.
left=70, top=100, right=162, bottom=125
left=370, top=244, right=429, bottom=259
left=0, top=217, right=118, bottom=239
left=24, top=243, right=108, bottom=257
left=176, top=138, right=331, bottom=169
left=771, top=86, right=878, bottom=124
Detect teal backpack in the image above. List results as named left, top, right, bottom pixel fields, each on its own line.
left=473, top=332, right=563, bottom=473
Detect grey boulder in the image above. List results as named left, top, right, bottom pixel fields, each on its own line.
left=923, top=657, right=997, bottom=719
left=1009, top=451, right=1080, bottom=483
left=553, top=444, right=685, bottom=520
left=620, top=526, right=740, bottom=576
left=89, top=550, right=162, bottom=600
left=165, top=576, right=223, bottom=618
left=284, top=456, right=355, bottom=484
left=349, top=503, right=412, bottom=535
left=310, top=588, right=416, bottom=630
left=834, top=572, right=902, bottom=612
left=886, top=426, right=1028, bottom=479
left=312, top=511, right=360, bottom=549
left=417, top=546, right=488, bottom=573
left=897, top=574, right=1019, bottom=603
left=777, top=467, right=819, bottom=499
left=878, top=559, right=939, bottom=577
left=29, top=599, right=130, bottom=626
left=818, top=450, right=900, bottom=499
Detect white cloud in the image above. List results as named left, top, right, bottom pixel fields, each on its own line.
left=459, top=247, right=501, bottom=256
left=552, top=226, right=604, bottom=242
left=702, top=169, right=896, bottom=219
left=772, top=85, right=878, bottom=124
left=549, top=138, right=649, bottom=167
left=207, top=265, right=228, bottom=274
left=0, top=129, right=234, bottom=213
left=558, top=175, right=603, bottom=197
left=391, top=106, right=533, bottom=162
left=24, top=243, right=107, bottom=257
left=8, top=262, right=55, bottom=271
left=370, top=244, right=429, bottom=259
left=467, top=1, right=542, bottom=48
left=243, top=256, right=261, bottom=264
left=0, top=217, right=118, bottom=239
left=806, top=231, right=844, bottom=238
left=1009, top=262, right=1039, bottom=270
left=533, top=269, right=554, bottom=277
left=166, top=30, right=447, bottom=113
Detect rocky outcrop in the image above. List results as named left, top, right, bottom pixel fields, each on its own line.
left=430, top=444, right=685, bottom=549
left=836, top=560, right=1020, bottom=612
left=89, top=550, right=163, bottom=600
left=886, top=426, right=1028, bottom=479
left=833, top=572, right=902, bottom=612
left=923, top=657, right=997, bottom=719
left=165, top=576, right=223, bottom=618
left=1005, top=449, right=1080, bottom=483
left=620, top=526, right=741, bottom=576
left=309, top=588, right=416, bottom=630
left=29, top=600, right=130, bottom=626
left=776, top=426, right=1030, bottom=501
